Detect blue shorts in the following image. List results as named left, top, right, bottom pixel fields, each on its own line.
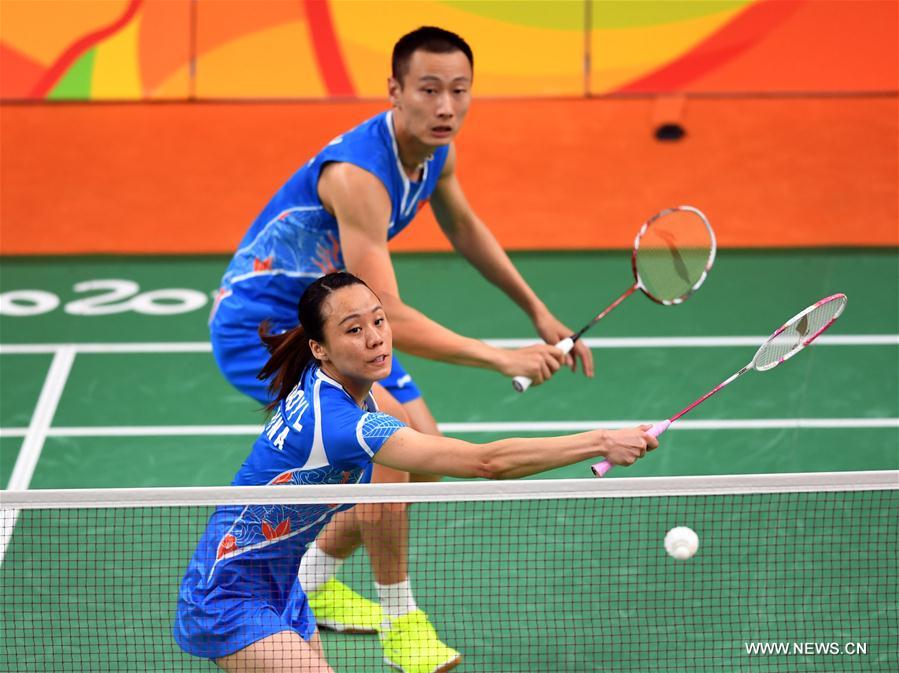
left=210, top=319, right=422, bottom=406
left=174, top=571, right=315, bottom=660
left=173, top=507, right=317, bottom=660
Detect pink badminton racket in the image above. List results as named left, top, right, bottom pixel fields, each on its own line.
left=592, top=293, right=848, bottom=477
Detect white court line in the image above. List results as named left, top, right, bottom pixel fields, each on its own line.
left=489, top=335, right=899, bottom=348
left=0, top=417, right=896, bottom=440
left=0, top=347, right=76, bottom=565
left=0, top=334, right=896, bottom=354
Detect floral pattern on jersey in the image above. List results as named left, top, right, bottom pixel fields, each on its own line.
left=312, top=232, right=341, bottom=275
left=213, top=465, right=364, bottom=565
left=221, top=208, right=345, bottom=293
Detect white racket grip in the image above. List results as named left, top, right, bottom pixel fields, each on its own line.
left=555, top=336, right=575, bottom=354
left=511, top=337, right=575, bottom=393
left=591, top=419, right=671, bottom=478
left=511, top=376, right=533, bottom=393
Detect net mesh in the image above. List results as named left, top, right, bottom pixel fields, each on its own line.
left=2, top=473, right=897, bottom=672
left=636, top=208, right=714, bottom=304
left=755, top=295, right=847, bottom=371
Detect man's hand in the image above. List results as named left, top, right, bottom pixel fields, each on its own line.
left=532, top=310, right=595, bottom=378
left=495, top=343, right=566, bottom=386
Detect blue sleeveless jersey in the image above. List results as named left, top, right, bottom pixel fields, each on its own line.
left=211, top=111, right=450, bottom=333
left=174, top=364, right=406, bottom=658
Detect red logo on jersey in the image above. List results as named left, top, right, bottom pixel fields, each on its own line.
left=253, top=256, right=274, bottom=272
left=261, top=519, right=291, bottom=541
left=217, top=534, right=238, bottom=559
left=272, top=471, right=294, bottom=485
left=313, top=233, right=341, bottom=275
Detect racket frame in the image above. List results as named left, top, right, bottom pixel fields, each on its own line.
left=631, top=205, right=717, bottom=306
left=752, top=293, right=847, bottom=372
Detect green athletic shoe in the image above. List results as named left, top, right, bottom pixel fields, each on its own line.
left=380, top=610, right=462, bottom=673
left=307, top=578, right=384, bottom=634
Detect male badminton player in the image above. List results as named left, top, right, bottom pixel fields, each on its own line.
left=179, top=273, right=653, bottom=672
left=208, top=27, right=592, bottom=673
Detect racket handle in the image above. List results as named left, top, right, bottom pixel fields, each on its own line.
left=590, top=419, right=672, bottom=478
left=591, top=461, right=614, bottom=478
left=511, top=376, right=533, bottom=393
left=512, top=337, right=575, bottom=393
left=647, top=419, right=671, bottom=437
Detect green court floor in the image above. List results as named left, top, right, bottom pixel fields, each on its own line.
left=1, top=250, right=897, bottom=672
left=1, top=249, right=897, bottom=488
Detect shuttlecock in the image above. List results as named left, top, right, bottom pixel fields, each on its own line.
left=664, top=526, right=699, bottom=560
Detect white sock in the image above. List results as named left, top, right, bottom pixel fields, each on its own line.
left=376, top=578, right=418, bottom=632
left=297, top=542, right=344, bottom=593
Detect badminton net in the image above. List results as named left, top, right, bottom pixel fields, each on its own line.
left=1, top=471, right=897, bottom=672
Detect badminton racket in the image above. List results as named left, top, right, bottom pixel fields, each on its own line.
left=592, top=293, right=848, bottom=477
left=513, top=205, right=716, bottom=392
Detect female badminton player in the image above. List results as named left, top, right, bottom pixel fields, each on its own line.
left=174, top=272, right=656, bottom=673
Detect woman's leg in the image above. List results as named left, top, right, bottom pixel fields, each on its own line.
left=215, top=630, right=333, bottom=673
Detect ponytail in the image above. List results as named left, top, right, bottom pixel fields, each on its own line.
left=257, top=321, right=314, bottom=411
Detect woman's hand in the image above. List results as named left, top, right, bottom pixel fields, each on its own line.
left=601, top=425, right=659, bottom=466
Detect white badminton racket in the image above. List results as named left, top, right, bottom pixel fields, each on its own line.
left=514, top=206, right=715, bottom=392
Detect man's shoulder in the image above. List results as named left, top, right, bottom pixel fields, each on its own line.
left=331, top=111, right=391, bottom=153
left=314, top=112, right=393, bottom=180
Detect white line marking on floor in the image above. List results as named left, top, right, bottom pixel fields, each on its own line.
left=0, top=334, right=896, bottom=355
left=1, top=347, right=76, bottom=565
left=1, top=417, right=895, bottom=440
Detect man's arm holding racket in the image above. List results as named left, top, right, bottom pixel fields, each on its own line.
left=320, top=162, right=564, bottom=384
left=429, top=145, right=595, bottom=378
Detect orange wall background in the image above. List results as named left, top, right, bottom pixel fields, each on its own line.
left=1, top=95, right=895, bottom=255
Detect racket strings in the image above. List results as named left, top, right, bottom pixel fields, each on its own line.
left=754, top=295, right=847, bottom=371
left=635, top=209, right=715, bottom=304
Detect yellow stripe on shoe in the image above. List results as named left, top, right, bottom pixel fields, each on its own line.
left=380, top=610, right=462, bottom=673
left=307, top=578, right=384, bottom=634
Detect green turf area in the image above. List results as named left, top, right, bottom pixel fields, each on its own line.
left=0, top=354, right=51, bottom=428
left=1, top=437, right=22, bottom=489
left=0, top=255, right=223, bottom=343
left=29, top=436, right=253, bottom=489
left=1, top=250, right=897, bottom=344
left=0, top=250, right=896, bottom=671
left=399, top=343, right=898, bottom=424
left=51, top=353, right=262, bottom=429
left=1, top=249, right=897, bottom=486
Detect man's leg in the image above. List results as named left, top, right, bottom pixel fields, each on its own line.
left=299, top=385, right=460, bottom=673
left=373, top=394, right=460, bottom=673
left=400, top=398, right=443, bottom=484
left=298, top=386, right=410, bottom=634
